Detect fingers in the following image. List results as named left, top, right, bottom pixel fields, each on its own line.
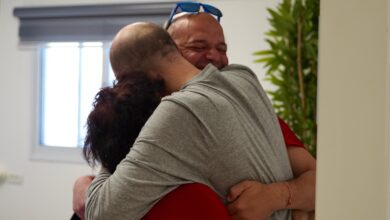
left=227, top=181, right=272, bottom=220
left=227, top=180, right=255, bottom=202
left=227, top=197, right=247, bottom=217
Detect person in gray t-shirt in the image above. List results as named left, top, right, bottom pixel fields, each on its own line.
left=86, top=22, right=293, bottom=220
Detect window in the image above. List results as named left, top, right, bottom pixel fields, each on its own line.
left=14, top=3, right=174, bottom=162
left=40, top=42, right=114, bottom=148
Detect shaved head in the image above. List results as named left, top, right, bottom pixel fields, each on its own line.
left=110, top=22, right=179, bottom=80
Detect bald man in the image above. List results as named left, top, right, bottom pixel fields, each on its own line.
left=86, top=22, right=293, bottom=220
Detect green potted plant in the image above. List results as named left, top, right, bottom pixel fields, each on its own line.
left=254, top=0, right=320, bottom=157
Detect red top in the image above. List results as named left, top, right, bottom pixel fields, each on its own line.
left=278, top=117, right=305, bottom=148
left=142, top=183, right=231, bottom=220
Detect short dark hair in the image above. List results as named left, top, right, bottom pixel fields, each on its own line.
left=83, top=73, right=163, bottom=173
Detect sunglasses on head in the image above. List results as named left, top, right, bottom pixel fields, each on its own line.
left=165, top=2, right=223, bottom=29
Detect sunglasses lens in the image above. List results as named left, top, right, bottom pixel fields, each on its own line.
left=202, top=4, right=222, bottom=17
left=178, top=2, right=200, bottom=12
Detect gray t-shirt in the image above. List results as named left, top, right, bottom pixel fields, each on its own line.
left=86, top=64, right=293, bottom=220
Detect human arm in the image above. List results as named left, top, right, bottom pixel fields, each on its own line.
left=279, top=118, right=316, bottom=217
left=227, top=147, right=316, bottom=220
left=73, top=175, right=95, bottom=220
left=285, top=147, right=316, bottom=210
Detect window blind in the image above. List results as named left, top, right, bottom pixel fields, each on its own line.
left=13, top=2, right=176, bottom=42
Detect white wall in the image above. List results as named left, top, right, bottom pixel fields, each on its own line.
left=205, top=0, right=280, bottom=90
left=316, top=0, right=390, bottom=219
left=0, top=0, right=275, bottom=219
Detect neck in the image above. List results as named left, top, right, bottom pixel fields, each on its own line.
left=158, top=57, right=200, bottom=95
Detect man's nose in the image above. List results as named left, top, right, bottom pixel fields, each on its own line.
left=205, top=49, right=223, bottom=68
left=205, top=48, right=221, bottom=61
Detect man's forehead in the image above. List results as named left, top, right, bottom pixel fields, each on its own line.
left=187, top=25, right=225, bottom=42
left=185, top=33, right=226, bottom=44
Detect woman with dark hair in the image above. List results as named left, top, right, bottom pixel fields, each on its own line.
left=83, top=74, right=162, bottom=174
